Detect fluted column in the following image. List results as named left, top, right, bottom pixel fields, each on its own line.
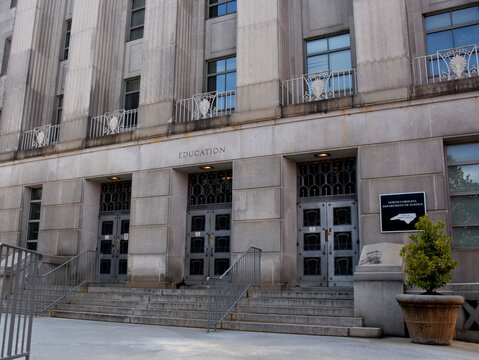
left=236, top=0, right=287, bottom=122
left=353, top=0, right=412, bottom=103
left=138, top=0, right=178, bottom=130
left=0, top=0, right=38, bottom=158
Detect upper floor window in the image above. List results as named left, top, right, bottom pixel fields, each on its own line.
left=446, top=143, right=479, bottom=248
left=208, top=0, right=237, bottom=18
left=306, top=34, right=351, bottom=74
left=10, top=0, right=16, bottom=8
left=26, top=188, right=42, bottom=251
left=62, top=19, right=72, bottom=60
left=124, top=77, right=140, bottom=128
left=425, top=6, right=479, bottom=55
left=129, top=0, right=145, bottom=41
left=55, top=95, right=63, bottom=125
left=207, top=56, right=236, bottom=111
left=1, top=38, right=11, bottom=76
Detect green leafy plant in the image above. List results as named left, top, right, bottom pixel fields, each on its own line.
left=400, top=214, right=458, bottom=294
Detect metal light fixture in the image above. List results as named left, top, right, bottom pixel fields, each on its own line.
left=110, top=176, right=120, bottom=180
left=315, top=153, right=331, bottom=158
left=200, top=165, right=214, bottom=170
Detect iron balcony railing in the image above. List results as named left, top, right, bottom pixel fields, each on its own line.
left=89, top=109, right=138, bottom=138
left=20, top=124, right=60, bottom=151
left=207, top=247, right=262, bottom=332
left=413, top=44, right=479, bottom=85
left=281, top=68, right=356, bottom=106
left=35, top=250, right=97, bottom=314
left=0, top=243, right=42, bottom=360
left=175, top=90, right=236, bottom=123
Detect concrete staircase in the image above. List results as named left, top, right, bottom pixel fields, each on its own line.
left=47, top=285, right=382, bottom=338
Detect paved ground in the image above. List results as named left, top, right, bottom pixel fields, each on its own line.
left=29, top=317, right=479, bottom=360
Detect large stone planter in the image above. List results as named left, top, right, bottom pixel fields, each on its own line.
left=396, top=294, right=464, bottom=345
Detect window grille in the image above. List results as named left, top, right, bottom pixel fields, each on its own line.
left=298, top=158, right=356, bottom=198
left=99, top=181, right=132, bottom=212
left=188, top=170, right=232, bottom=206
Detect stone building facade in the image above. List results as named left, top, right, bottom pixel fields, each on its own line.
left=0, top=0, right=478, bottom=306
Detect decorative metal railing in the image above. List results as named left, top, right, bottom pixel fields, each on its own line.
left=0, top=243, right=42, bottom=360
left=413, top=45, right=479, bottom=85
left=175, top=90, right=236, bottom=123
left=207, top=247, right=262, bottom=332
left=89, top=109, right=138, bottom=138
left=281, top=68, right=356, bottom=106
left=35, top=250, right=97, bottom=314
left=20, top=124, right=60, bottom=151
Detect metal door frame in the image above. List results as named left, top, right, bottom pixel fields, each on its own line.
left=97, top=212, right=130, bottom=283
left=185, top=207, right=232, bottom=285
left=297, top=199, right=358, bottom=287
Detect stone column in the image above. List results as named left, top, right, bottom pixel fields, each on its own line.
left=0, top=0, right=38, bottom=159
left=0, top=186, right=22, bottom=246
left=232, top=156, right=282, bottom=289
left=235, top=0, right=287, bottom=122
left=59, top=0, right=102, bottom=149
left=38, top=179, right=83, bottom=256
left=353, top=0, right=411, bottom=104
left=137, top=0, right=179, bottom=133
left=129, top=169, right=170, bottom=288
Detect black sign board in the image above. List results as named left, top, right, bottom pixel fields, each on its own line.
left=379, top=192, right=426, bottom=233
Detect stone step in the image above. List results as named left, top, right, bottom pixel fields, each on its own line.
left=220, top=320, right=382, bottom=338
left=229, top=312, right=363, bottom=327
left=251, top=290, right=353, bottom=300
left=86, top=286, right=209, bottom=297
left=51, top=310, right=207, bottom=328
left=71, top=291, right=209, bottom=304
left=235, top=304, right=354, bottom=317
left=239, top=297, right=354, bottom=308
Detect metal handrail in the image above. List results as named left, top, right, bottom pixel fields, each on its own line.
left=20, top=124, right=60, bottom=150
left=175, top=90, right=236, bottom=123
left=206, top=247, right=262, bottom=331
left=0, top=243, right=42, bottom=360
left=35, top=250, right=97, bottom=314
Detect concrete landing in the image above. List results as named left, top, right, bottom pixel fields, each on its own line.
left=30, top=317, right=479, bottom=360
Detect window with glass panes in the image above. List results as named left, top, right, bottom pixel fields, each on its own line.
left=55, top=95, right=63, bottom=125
left=207, top=56, right=236, bottom=111
left=129, top=0, right=145, bottom=41
left=1, top=38, right=11, bottom=76
left=63, top=20, right=71, bottom=60
left=208, top=0, right=237, bottom=18
left=306, top=34, right=352, bottom=92
left=425, top=6, right=479, bottom=55
left=26, top=188, right=42, bottom=251
left=446, top=143, right=479, bottom=247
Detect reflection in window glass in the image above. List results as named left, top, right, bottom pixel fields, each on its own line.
left=209, top=0, right=237, bottom=18
left=207, top=56, right=236, bottom=111
left=447, top=142, right=479, bottom=248
left=306, top=34, right=351, bottom=74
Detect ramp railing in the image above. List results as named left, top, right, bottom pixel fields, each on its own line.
left=207, top=247, right=262, bottom=331
left=35, top=250, right=97, bottom=314
left=0, top=243, right=42, bottom=360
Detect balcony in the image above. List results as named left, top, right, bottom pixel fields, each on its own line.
left=281, top=68, right=356, bottom=106
left=413, top=45, right=479, bottom=85
left=20, top=124, right=60, bottom=150
left=88, top=109, right=138, bottom=138
left=175, top=90, right=235, bottom=123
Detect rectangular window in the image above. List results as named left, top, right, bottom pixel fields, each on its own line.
left=124, top=77, right=140, bottom=128
left=55, top=95, right=63, bottom=125
left=129, top=0, right=145, bottom=41
left=446, top=143, right=479, bottom=247
left=26, top=188, right=42, bottom=251
left=1, top=38, right=11, bottom=76
left=10, top=0, right=17, bottom=8
left=305, top=34, right=353, bottom=93
left=208, top=0, right=237, bottom=18
left=207, top=56, right=236, bottom=111
left=62, top=20, right=72, bottom=60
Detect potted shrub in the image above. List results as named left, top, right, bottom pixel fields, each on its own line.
left=396, top=214, right=464, bottom=345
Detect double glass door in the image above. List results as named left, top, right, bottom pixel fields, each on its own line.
left=185, top=208, right=231, bottom=284
left=98, top=214, right=130, bottom=283
left=298, top=200, right=358, bottom=287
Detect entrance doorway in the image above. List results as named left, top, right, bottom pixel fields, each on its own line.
left=298, top=200, right=358, bottom=287
left=97, top=181, right=131, bottom=284
left=297, top=158, right=358, bottom=287
left=185, top=170, right=232, bottom=284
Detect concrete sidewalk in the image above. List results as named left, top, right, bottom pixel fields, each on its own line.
left=30, top=317, right=479, bottom=360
